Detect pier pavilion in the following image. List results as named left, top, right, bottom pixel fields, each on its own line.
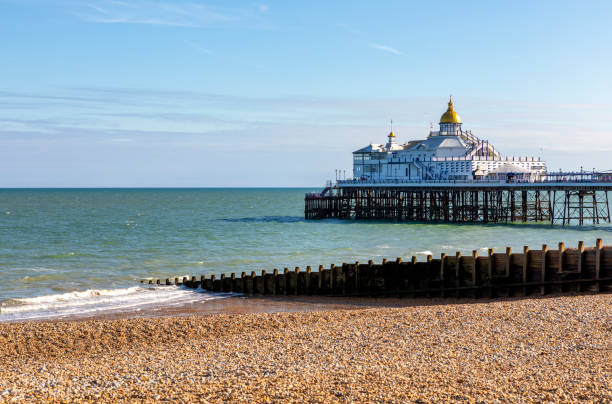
left=305, top=99, right=612, bottom=225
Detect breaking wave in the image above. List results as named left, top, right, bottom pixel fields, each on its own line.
left=0, top=286, right=236, bottom=322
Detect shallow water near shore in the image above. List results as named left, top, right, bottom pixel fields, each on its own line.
left=1, top=188, right=610, bottom=321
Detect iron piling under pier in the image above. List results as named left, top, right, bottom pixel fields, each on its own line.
left=305, top=184, right=612, bottom=225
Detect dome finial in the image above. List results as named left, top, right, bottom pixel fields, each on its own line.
left=440, top=96, right=461, bottom=124
left=388, top=119, right=395, bottom=138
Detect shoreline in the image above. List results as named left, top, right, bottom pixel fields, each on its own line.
left=1, top=291, right=607, bottom=324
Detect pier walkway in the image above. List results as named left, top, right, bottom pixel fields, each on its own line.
left=305, top=173, right=612, bottom=225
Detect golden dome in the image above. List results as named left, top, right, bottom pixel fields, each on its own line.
left=388, top=130, right=396, bottom=138
left=439, top=96, right=462, bottom=124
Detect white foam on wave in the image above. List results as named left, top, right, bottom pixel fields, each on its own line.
left=0, top=286, right=237, bottom=322
left=415, top=250, right=433, bottom=256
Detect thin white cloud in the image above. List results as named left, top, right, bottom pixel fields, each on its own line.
left=71, top=1, right=270, bottom=28
left=370, top=44, right=403, bottom=55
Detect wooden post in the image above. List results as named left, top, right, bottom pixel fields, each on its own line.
left=306, top=266, right=312, bottom=295
left=595, top=238, right=602, bottom=292
left=230, top=273, right=236, bottom=292
left=368, top=260, right=374, bottom=296
left=273, top=268, right=279, bottom=295
left=522, top=246, right=529, bottom=295
left=411, top=256, right=417, bottom=295
left=318, top=265, right=324, bottom=291
left=284, top=268, right=289, bottom=296
left=577, top=241, right=584, bottom=275
left=330, top=264, right=337, bottom=294
left=341, top=263, right=348, bottom=295
left=241, top=272, right=246, bottom=294
left=165, top=278, right=171, bottom=286
left=426, top=255, right=433, bottom=297
left=472, top=250, right=478, bottom=287
left=487, top=249, right=494, bottom=279
left=455, top=251, right=462, bottom=297
left=505, top=247, right=512, bottom=278
left=440, top=253, right=446, bottom=298
left=395, top=258, right=402, bottom=296
left=200, top=275, right=206, bottom=289
left=558, top=242, right=565, bottom=273
left=541, top=244, right=548, bottom=295
left=156, top=279, right=161, bottom=285
left=354, top=261, right=360, bottom=294
left=249, top=271, right=256, bottom=295
left=294, top=267, right=300, bottom=295
left=486, top=248, right=494, bottom=297
left=210, top=275, right=216, bottom=291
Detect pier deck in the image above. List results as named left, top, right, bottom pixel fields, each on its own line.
left=305, top=179, right=612, bottom=225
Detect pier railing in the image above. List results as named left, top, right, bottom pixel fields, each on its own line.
left=142, top=239, right=611, bottom=299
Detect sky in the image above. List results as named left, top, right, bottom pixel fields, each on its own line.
left=1, top=0, right=612, bottom=187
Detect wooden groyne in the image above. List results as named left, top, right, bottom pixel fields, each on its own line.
left=141, top=239, right=611, bottom=298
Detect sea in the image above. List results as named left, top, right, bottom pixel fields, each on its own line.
left=1, top=188, right=610, bottom=322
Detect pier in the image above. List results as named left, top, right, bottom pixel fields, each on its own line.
left=305, top=173, right=612, bottom=225
left=143, top=239, right=611, bottom=298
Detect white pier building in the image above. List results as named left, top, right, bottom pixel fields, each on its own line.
left=352, top=97, right=546, bottom=182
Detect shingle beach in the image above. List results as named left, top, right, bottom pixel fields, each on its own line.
left=0, top=294, right=610, bottom=403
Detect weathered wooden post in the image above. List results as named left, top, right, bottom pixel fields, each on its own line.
left=318, top=265, right=324, bottom=293
left=248, top=271, right=256, bottom=295
left=219, top=274, right=226, bottom=292
left=253, top=270, right=264, bottom=295
left=354, top=261, right=360, bottom=295
left=306, top=266, right=312, bottom=295
left=200, top=275, right=206, bottom=289
left=210, top=275, right=216, bottom=291
left=522, top=246, right=529, bottom=296
left=156, top=279, right=161, bottom=285
left=440, top=253, right=446, bottom=298
left=411, top=256, right=417, bottom=295
left=283, top=268, right=289, bottom=295
left=505, top=247, right=512, bottom=278
left=272, top=269, right=279, bottom=295
left=394, top=258, right=402, bottom=297
left=595, top=238, right=602, bottom=292
left=426, top=255, right=433, bottom=297
left=165, top=278, right=171, bottom=286
left=341, top=263, right=348, bottom=295
left=293, top=267, right=300, bottom=295
left=230, top=273, right=236, bottom=292
left=455, top=251, right=462, bottom=297
left=577, top=241, right=585, bottom=293
left=330, top=264, right=337, bottom=294
left=540, top=244, right=548, bottom=295
left=471, top=250, right=478, bottom=297
left=367, top=260, right=374, bottom=295
left=558, top=242, right=565, bottom=273
left=241, top=272, right=247, bottom=294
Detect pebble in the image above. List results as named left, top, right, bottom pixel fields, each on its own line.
left=0, top=294, right=610, bottom=402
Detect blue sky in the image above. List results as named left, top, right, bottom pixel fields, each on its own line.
left=1, top=0, right=611, bottom=187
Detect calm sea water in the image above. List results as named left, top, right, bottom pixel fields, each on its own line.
left=1, top=188, right=610, bottom=320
